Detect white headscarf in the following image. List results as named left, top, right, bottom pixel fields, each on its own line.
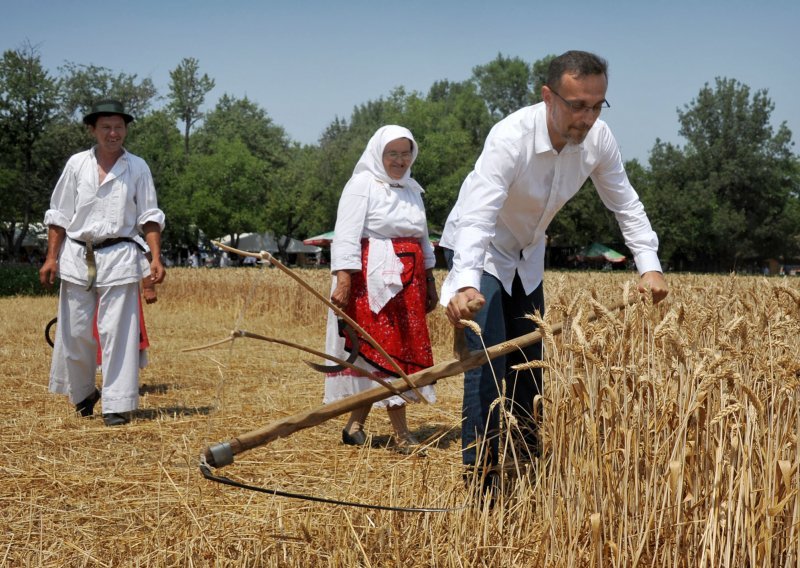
left=352, top=125, right=419, bottom=186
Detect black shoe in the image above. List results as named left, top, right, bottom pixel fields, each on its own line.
left=75, top=389, right=101, bottom=417
left=342, top=428, right=367, bottom=446
left=103, top=412, right=130, bottom=426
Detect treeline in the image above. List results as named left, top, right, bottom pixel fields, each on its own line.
left=1, top=44, right=798, bottom=271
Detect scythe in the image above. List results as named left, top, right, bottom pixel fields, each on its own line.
left=201, top=297, right=634, bottom=468
left=196, top=242, right=639, bottom=510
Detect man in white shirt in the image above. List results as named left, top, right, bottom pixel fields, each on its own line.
left=439, top=51, right=668, bottom=476
left=40, top=100, right=166, bottom=426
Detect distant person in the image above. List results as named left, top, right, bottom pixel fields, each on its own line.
left=323, top=125, right=438, bottom=454
left=40, top=99, right=166, bottom=427
left=439, top=51, right=668, bottom=481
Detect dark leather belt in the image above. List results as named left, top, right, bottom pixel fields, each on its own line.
left=70, top=237, right=145, bottom=290
left=70, top=236, right=143, bottom=251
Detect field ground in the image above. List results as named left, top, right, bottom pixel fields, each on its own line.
left=1, top=268, right=799, bottom=566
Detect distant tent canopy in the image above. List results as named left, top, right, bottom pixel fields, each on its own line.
left=217, top=233, right=321, bottom=255
left=302, top=230, right=440, bottom=247
left=302, top=231, right=335, bottom=247
left=573, top=242, right=626, bottom=264
left=284, top=239, right=321, bottom=255
left=218, top=232, right=279, bottom=253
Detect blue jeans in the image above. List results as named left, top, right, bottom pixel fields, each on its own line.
left=443, top=249, right=544, bottom=467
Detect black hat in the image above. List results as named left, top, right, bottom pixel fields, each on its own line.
left=83, top=99, right=134, bottom=125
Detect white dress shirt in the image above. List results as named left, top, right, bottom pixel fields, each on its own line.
left=44, top=147, right=165, bottom=287
left=439, top=102, right=662, bottom=303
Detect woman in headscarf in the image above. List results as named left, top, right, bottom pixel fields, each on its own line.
left=323, top=125, right=437, bottom=454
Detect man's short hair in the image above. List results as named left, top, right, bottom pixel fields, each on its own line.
left=546, top=51, right=608, bottom=90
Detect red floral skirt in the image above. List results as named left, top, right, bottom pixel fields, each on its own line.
left=342, top=238, right=433, bottom=377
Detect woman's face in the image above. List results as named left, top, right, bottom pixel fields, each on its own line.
left=382, top=138, right=413, bottom=180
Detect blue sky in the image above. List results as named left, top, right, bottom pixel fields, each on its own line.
left=2, top=0, right=798, bottom=163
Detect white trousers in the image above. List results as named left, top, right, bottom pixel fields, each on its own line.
left=49, top=281, right=141, bottom=414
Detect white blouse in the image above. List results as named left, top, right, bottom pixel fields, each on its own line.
left=330, top=171, right=436, bottom=272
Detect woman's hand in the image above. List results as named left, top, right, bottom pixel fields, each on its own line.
left=425, top=273, right=438, bottom=313
left=331, top=270, right=352, bottom=309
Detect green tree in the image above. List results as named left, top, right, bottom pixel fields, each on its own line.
left=267, top=144, right=335, bottom=250
left=0, top=43, right=61, bottom=260
left=59, top=61, right=157, bottom=121
left=646, top=78, right=798, bottom=270
left=167, top=57, right=215, bottom=157
left=194, top=94, right=290, bottom=164
left=413, top=83, right=489, bottom=227
left=531, top=54, right=556, bottom=104
left=179, top=138, right=268, bottom=244
left=472, top=53, right=534, bottom=119
left=427, top=79, right=493, bottom=147
left=125, top=110, right=186, bottom=253
left=548, top=180, right=622, bottom=251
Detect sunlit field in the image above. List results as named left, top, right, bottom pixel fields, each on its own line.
left=1, top=267, right=799, bottom=566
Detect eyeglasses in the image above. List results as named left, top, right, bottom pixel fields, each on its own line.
left=549, top=88, right=610, bottom=115
left=383, top=151, right=413, bottom=161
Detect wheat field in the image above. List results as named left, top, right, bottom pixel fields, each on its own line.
left=1, top=266, right=799, bottom=567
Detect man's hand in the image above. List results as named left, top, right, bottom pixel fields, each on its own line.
left=39, top=225, right=66, bottom=288
left=149, top=258, right=166, bottom=285
left=638, top=271, right=668, bottom=304
left=142, top=278, right=158, bottom=304
left=446, top=287, right=485, bottom=327
left=39, top=258, right=58, bottom=288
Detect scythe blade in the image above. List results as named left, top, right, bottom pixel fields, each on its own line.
left=304, top=319, right=361, bottom=373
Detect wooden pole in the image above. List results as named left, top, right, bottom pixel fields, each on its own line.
left=203, top=298, right=634, bottom=467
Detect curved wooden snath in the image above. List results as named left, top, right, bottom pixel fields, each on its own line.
left=202, top=297, right=635, bottom=468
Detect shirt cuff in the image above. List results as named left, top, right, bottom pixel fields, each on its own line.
left=439, top=268, right=483, bottom=306
left=137, top=209, right=166, bottom=231
left=331, top=254, right=362, bottom=272
left=44, top=209, right=70, bottom=228
left=634, top=250, right=663, bottom=275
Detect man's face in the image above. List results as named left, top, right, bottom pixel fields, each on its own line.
left=543, top=72, right=608, bottom=150
left=90, top=115, right=127, bottom=153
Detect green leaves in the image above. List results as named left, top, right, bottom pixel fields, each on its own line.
left=167, top=57, right=215, bottom=156
left=643, top=77, right=799, bottom=269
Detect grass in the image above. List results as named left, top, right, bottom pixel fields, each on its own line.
left=1, top=267, right=798, bottom=566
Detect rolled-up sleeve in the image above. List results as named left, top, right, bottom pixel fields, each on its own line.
left=134, top=161, right=165, bottom=231
left=44, top=161, right=76, bottom=228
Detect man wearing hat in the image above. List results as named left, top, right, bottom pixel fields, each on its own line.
left=40, top=99, right=166, bottom=426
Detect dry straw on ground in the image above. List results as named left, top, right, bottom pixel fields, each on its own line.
left=1, top=267, right=799, bottom=566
